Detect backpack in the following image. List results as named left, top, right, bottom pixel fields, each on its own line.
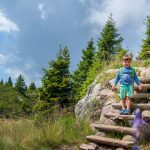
left=119, top=67, right=135, bottom=78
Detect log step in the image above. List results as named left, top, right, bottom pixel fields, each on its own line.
left=134, top=84, right=150, bottom=90
left=104, top=113, right=134, bottom=120
left=104, top=112, right=150, bottom=120
left=133, top=93, right=150, bottom=99
left=140, top=78, right=150, bottom=83
left=112, top=103, right=150, bottom=110
left=92, top=124, right=135, bottom=135
left=86, top=135, right=134, bottom=148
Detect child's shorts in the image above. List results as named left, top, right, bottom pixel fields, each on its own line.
left=120, top=84, right=134, bottom=99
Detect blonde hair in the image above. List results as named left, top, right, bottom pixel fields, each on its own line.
left=122, top=54, right=132, bottom=61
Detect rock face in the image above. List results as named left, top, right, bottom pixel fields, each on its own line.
left=75, top=67, right=150, bottom=120
left=74, top=75, right=116, bottom=120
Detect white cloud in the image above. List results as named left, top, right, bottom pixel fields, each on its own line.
left=81, top=0, right=150, bottom=56
left=0, top=10, right=19, bottom=33
left=0, top=52, right=41, bottom=86
left=5, top=66, right=41, bottom=86
left=38, top=3, right=47, bottom=19
left=86, top=0, right=150, bottom=27
left=38, top=3, right=54, bottom=20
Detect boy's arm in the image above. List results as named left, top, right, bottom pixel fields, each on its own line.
left=134, top=72, right=141, bottom=85
left=112, top=71, right=120, bottom=88
left=134, top=72, right=142, bottom=90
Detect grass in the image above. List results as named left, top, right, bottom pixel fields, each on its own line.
left=0, top=113, right=95, bottom=150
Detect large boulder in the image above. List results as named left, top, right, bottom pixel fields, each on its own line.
left=137, top=67, right=150, bottom=78
left=99, top=100, right=119, bottom=125
left=75, top=75, right=115, bottom=120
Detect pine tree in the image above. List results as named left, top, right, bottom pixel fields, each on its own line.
left=0, top=79, right=4, bottom=85
left=139, top=16, right=150, bottom=59
left=38, top=46, right=72, bottom=109
left=6, top=77, right=13, bottom=87
left=72, top=39, right=95, bottom=98
left=96, top=14, right=123, bottom=62
left=15, top=74, right=27, bottom=93
left=29, top=82, right=36, bottom=90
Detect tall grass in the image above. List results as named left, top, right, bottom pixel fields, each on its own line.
left=0, top=113, right=94, bottom=150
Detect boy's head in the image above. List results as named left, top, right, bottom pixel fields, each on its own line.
left=122, top=54, right=132, bottom=67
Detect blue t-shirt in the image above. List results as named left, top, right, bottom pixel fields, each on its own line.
left=114, top=67, right=141, bottom=86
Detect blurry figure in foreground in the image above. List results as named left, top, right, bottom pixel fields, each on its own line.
left=132, top=108, right=150, bottom=149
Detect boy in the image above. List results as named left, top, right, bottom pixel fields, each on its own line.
left=112, top=54, right=142, bottom=114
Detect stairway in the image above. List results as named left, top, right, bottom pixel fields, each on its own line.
left=80, top=78, right=150, bottom=150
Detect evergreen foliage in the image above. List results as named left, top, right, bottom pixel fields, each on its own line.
left=35, top=46, right=72, bottom=116
left=15, top=74, right=27, bottom=94
left=96, top=14, right=123, bottom=62
left=72, top=39, right=95, bottom=99
left=139, top=16, right=150, bottom=59
left=29, top=82, right=36, bottom=90
left=5, top=77, right=13, bottom=87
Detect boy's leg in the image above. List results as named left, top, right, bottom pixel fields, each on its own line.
left=121, top=98, right=126, bottom=110
left=126, top=97, right=131, bottom=110
left=125, top=84, right=134, bottom=114
left=119, top=85, right=127, bottom=114
left=119, top=98, right=126, bottom=114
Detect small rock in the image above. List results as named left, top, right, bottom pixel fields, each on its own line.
left=80, top=143, right=98, bottom=150
left=96, top=131, right=106, bottom=137
left=99, top=102, right=119, bottom=125
left=122, top=135, right=134, bottom=142
left=142, top=110, right=150, bottom=122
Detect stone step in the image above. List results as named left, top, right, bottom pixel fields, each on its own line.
left=91, top=123, right=135, bottom=135
left=112, top=103, right=150, bottom=110
left=140, top=78, right=150, bottom=83
left=86, top=135, right=134, bottom=148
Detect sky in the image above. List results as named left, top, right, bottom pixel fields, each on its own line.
left=0, top=0, right=150, bottom=86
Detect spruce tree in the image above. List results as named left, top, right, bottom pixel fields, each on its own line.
left=72, top=39, right=95, bottom=98
left=29, top=82, right=36, bottom=90
left=15, top=74, right=27, bottom=93
left=6, top=77, right=13, bottom=87
left=96, top=14, right=123, bottom=62
left=139, top=16, right=150, bottom=59
left=39, top=46, right=72, bottom=109
left=0, top=79, right=4, bottom=85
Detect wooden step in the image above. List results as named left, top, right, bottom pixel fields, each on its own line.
left=140, top=78, right=150, bottom=83
left=104, top=112, right=150, bottom=120
left=112, top=103, right=150, bottom=110
left=92, top=124, right=135, bottom=135
left=104, top=113, right=135, bottom=120
left=86, top=135, right=134, bottom=148
left=134, top=84, right=150, bottom=90
left=133, top=93, right=150, bottom=99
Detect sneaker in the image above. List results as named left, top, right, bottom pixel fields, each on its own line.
left=124, top=109, right=131, bottom=115
left=119, top=109, right=125, bottom=114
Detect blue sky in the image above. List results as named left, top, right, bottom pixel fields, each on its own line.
left=0, top=0, right=150, bottom=86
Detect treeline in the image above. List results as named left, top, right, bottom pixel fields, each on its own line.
left=0, top=75, right=36, bottom=93
left=0, top=75, right=37, bottom=118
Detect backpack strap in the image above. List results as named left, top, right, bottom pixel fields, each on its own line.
left=131, top=67, right=135, bottom=77
left=119, top=67, right=123, bottom=77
